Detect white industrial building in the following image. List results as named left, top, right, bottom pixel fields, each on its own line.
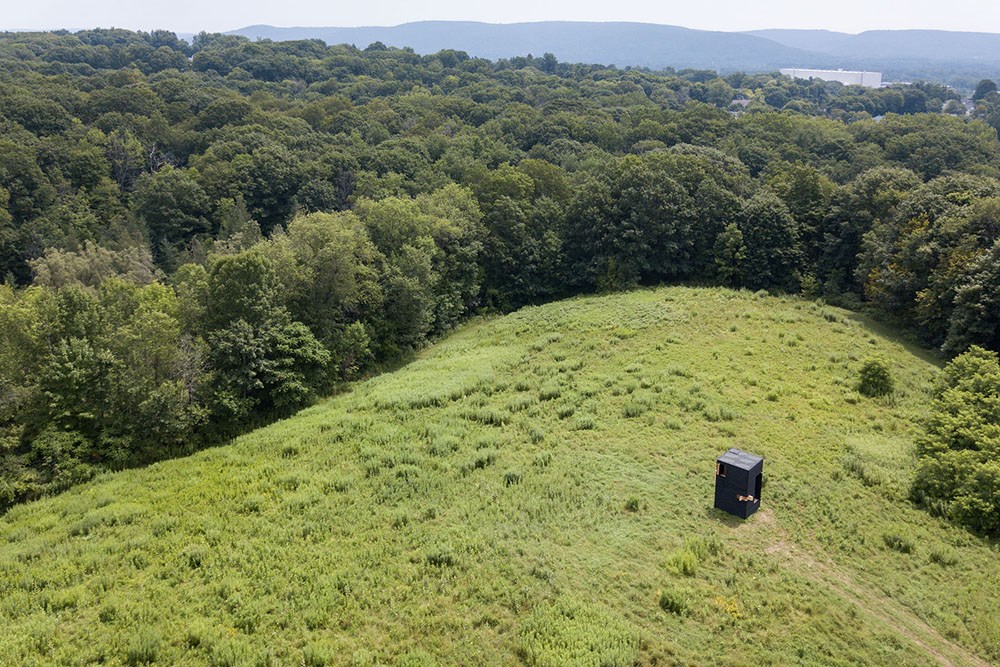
left=780, top=68, right=883, bottom=89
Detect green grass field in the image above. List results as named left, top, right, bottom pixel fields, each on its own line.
left=1, top=287, right=997, bottom=666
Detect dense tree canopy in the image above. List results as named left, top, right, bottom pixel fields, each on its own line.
left=1, top=28, right=1000, bottom=514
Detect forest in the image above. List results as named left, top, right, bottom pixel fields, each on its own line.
left=1, top=28, right=999, bottom=532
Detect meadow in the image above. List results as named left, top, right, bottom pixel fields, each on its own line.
left=0, top=286, right=996, bottom=666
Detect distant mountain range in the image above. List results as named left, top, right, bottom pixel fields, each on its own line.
left=227, top=22, right=1000, bottom=88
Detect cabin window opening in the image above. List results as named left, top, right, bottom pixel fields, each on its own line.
left=754, top=473, right=762, bottom=498
left=717, top=462, right=726, bottom=477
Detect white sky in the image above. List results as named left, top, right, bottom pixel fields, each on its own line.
left=2, top=0, right=998, bottom=35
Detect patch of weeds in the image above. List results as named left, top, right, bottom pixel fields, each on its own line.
left=574, top=415, right=597, bottom=430
left=703, top=404, right=738, bottom=422
left=504, top=470, right=523, bottom=486
left=426, top=547, right=457, bottom=567
left=666, top=364, right=690, bottom=378
left=665, top=537, right=721, bottom=576
left=98, top=605, right=117, bottom=624
left=465, top=407, right=511, bottom=426
left=929, top=545, right=958, bottom=567
left=183, top=543, right=209, bottom=569
left=125, top=628, right=160, bottom=666
left=460, top=449, right=498, bottom=475
left=883, top=532, right=915, bottom=554
left=533, top=451, right=552, bottom=467
left=240, top=495, right=266, bottom=514
left=658, top=588, right=687, bottom=615
left=428, top=436, right=459, bottom=457
left=210, top=639, right=258, bottom=667
left=623, top=399, right=650, bottom=418
left=46, top=586, right=82, bottom=612
left=624, top=496, right=641, bottom=512
left=508, top=394, right=536, bottom=412
left=665, top=549, right=699, bottom=576
left=518, top=599, right=639, bottom=667
left=663, top=416, right=683, bottom=430
left=325, top=474, right=351, bottom=493
left=557, top=405, right=576, bottom=419
left=303, top=642, right=334, bottom=667
left=529, top=427, right=546, bottom=444
left=539, top=384, right=562, bottom=401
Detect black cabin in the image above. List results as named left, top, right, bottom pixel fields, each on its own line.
left=714, top=448, right=763, bottom=519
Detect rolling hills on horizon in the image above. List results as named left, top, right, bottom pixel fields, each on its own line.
left=227, top=21, right=1000, bottom=87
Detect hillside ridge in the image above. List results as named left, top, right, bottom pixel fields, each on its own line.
left=226, top=21, right=1000, bottom=84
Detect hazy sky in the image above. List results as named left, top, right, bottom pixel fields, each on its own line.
left=4, top=0, right=998, bottom=35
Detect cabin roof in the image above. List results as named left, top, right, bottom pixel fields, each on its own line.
left=718, top=448, right=763, bottom=471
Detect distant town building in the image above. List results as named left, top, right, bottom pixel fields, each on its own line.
left=780, top=68, right=883, bottom=89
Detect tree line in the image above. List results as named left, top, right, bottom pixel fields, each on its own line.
left=2, top=29, right=1000, bottom=514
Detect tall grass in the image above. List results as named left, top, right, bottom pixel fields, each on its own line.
left=0, top=287, right=994, bottom=667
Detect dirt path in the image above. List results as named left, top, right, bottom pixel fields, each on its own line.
left=747, top=510, right=990, bottom=667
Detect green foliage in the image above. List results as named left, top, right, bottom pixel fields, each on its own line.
left=125, top=628, right=160, bottom=666
left=736, top=191, right=801, bottom=291
left=658, top=589, right=687, bottom=615
left=713, top=223, right=746, bottom=286
left=518, top=600, right=639, bottom=667
left=912, top=346, right=1000, bottom=535
left=0, top=288, right=997, bottom=665
left=858, top=357, right=895, bottom=397
left=883, top=531, right=916, bottom=554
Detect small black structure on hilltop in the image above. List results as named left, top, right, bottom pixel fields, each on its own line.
left=714, top=448, right=763, bottom=519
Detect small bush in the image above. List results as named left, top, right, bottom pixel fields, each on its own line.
left=858, top=358, right=894, bottom=397
left=623, top=400, right=649, bottom=418
left=883, top=532, right=915, bottom=554
left=504, top=470, right=523, bottom=486
left=183, top=543, right=209, bottom=569
left=658, top=589, right=686, bottom=615
left=929, top=545, right=958, bottom=567
left=460, top=449, right=498, bottom=475
left=624, top=496, right=641, bottom=512
left=539, top=384, right=562, bottom=401
left=665, top=549, right=699, bottom=576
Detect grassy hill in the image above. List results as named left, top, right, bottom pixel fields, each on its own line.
left=1, top=287, right=996, bottom=666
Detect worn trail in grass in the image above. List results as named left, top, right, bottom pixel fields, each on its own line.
left=1, top=287, right=997, bottom=666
